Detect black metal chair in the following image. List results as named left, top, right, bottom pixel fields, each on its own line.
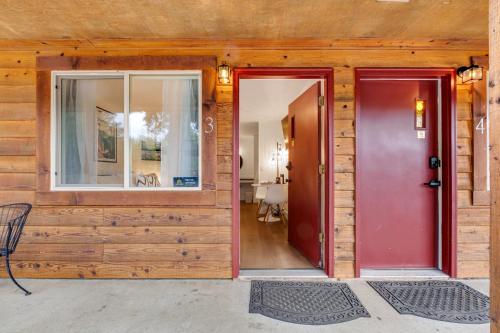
left=0, top=203, right=32, bottom=295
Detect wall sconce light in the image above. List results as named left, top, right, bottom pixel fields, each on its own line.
left=217, top=62, right=231, bottom=85
left=415, top=98, right=426, bottom=129
left=457, top=64, right=483, bottom=84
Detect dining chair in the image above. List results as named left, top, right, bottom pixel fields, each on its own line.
left=254, top=185, right=268, bottom=218
left=262, top=184, right=287, bottom=223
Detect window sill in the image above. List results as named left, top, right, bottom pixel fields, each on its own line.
left=50, top=187, right=202, bottom=192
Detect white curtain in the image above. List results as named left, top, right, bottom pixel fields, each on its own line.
left=160, top=79, right=198, bottom=187
left=61, top=79, right=97, bottom=185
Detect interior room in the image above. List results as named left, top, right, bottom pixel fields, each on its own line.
left=55, top=74, right=200, bottom=190
left=239, top=78, right=321, bottom=270
left=57, top=77, right=125, bottom=187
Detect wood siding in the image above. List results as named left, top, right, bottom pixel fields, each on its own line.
left=489, top=0, right=499, bottom=329
left=0, top=41, right=489, bottom=279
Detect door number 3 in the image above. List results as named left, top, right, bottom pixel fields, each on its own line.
left=204, top=116, right=214, bottom=134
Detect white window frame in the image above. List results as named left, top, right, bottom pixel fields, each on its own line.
left=50, top=70, right=203, bottom=191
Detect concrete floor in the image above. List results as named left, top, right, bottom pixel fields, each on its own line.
left=0, top=278, right=490, bottom=333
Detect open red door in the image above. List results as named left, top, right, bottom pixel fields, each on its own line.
left=287, top=82, right=322, bottom=266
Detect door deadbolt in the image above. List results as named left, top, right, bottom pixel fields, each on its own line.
left=429, top=156, right=441, bottom=169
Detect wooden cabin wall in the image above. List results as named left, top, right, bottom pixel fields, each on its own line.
left=0, top=41, right=489, bottom=278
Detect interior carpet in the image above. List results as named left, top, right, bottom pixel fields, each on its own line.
left=368, top=280, right=489, bottom=324
left=249, top=280, right=370, bottom=325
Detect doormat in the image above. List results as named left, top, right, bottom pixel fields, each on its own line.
left=249, top=280, right=370, bottom=325
left=368, top=280, right=489, bottom=324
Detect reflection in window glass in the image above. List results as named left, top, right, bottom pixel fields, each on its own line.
left=129, top=76, right=200, bottom=188
left=57, top=77, right=124, bottom=187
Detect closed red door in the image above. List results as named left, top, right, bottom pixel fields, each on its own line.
left=287, top=82, right=321, bottom=266
left=358, top=79, right=439, bottom=269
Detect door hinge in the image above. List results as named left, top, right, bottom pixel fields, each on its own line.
left=318, top=95, right=325, bottom=107
left=319, top=232, right=325, bottom=243
left=318, top=164, right=325, bottom=175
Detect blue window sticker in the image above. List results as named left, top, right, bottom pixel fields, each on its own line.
left=173, top=177, right=199, bottom=187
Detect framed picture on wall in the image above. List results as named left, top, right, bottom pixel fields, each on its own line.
left=96, top=106, right=117, bottom=163
left=141, top=139, right=161, bottom=161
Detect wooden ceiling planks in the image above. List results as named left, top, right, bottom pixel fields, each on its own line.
left=0, top=0, right=488, bottom=40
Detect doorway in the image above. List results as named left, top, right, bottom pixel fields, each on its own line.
left=232, top=68, right=334, bottom=278
left=355, top=68, right=457, bottom=278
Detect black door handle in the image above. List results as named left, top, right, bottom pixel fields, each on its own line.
left=286, top=161, right=292, bottom=171
left=424, top=179, right=441, bottom=188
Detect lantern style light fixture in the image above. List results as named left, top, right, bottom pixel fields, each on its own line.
left=217, top=62, right=231, bottom=85
left=457, top=64, right=483, bottom=84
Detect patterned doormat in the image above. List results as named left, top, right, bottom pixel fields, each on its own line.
left=249, top=280, right=370, bottom=325
left=368, top=280, right=489, bottom=324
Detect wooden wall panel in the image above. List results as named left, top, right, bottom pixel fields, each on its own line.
left=102, top=244, right=231, bottom=262
left=0, top=261, right=232, bottom=279
left=0, top=86, right=35, bottom=103
left=0, top=261, right=100, bottom=279
left=22, top=226, right=103, bottom=244
left=0, top=68, right=35, bottom=85
left=0, top=138, right=36, bottom=155
left=455, top=83, right=490, bottom=279
left=490, top=2, right=500, bottom=328
left=334, top=208, right=354, bottom=226
left=0, top=156, right=35, bottom=173
left=103, top=208, right=231, bottom=226
left=99, top=226, right=231, bottom=244
left=334, top=155, right=354, bottom=173
left=0, top=173, right=35, bottom=190
left=334, top=260, right=355, bottom=279
left=29, top=207, right=104, bottom=226
left=13, top=243, right=103, bottom=261
left=0, top=42, right=488, bottom=279
left=334, top=101, right=354, bottom=120
left=0, top=120, right=36, bottom=137
left=458, top=243, right=490, bottom=261
left=334, top=242, right=355, bottom=261
left=334, top=138, right=355, bottom=155
left=458, top=260, right=489, bottom=279
left=0, top=190, right=34, bottom=204
left=0, top=103, right=36, bottom=120
left=457, top=156, right=472, bottom=173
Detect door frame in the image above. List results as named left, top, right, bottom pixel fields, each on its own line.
left=354, top=68, right=457, bottom=278
left=232, top=67, right=335, bottom=278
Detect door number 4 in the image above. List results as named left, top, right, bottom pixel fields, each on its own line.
left=475, top=117, right=486, bottom=135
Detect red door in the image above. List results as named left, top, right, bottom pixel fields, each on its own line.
left=287, top=82, right=321, bottom=266
left=358, top=79, right=439, bottom=269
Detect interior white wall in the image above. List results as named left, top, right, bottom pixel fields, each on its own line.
left=128, top=79, right=164, bottom=185
left=239, top=119, right=288, bottom=184
left=258, top=120, right=288, bottom=183
left=239, top=122, right=259, bottom=201
left=239, top=122, right=259, bottom=181
left=239, top=79, right=319, bottom=123
left=95, top=79, right=124, bottom=184
left=239, top=135, right=255, bottom=179
left=239, top=79, right=318, bottom=184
